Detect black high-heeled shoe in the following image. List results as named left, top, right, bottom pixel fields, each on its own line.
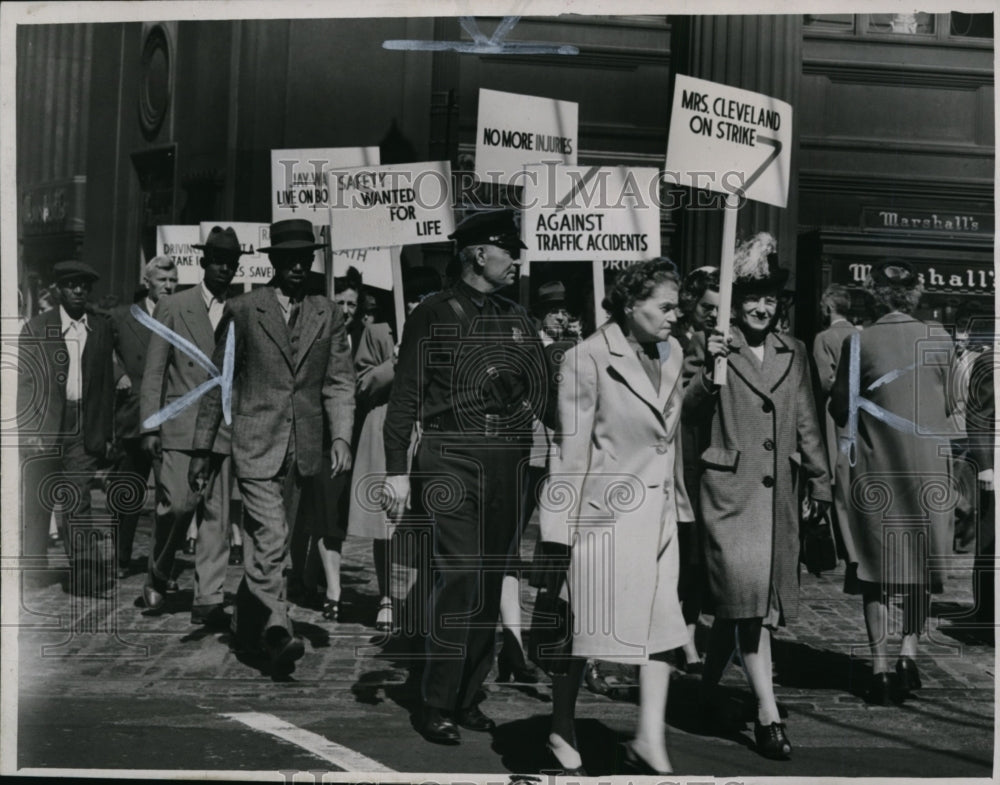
left=321, top=598, right=340, bottom=621
left=896, top=656, right=922, bottom=693
left=865, top=672, right=897, bottom=706
left=621, top=741, right=672, bottom=775
left=497, top=628, right=540, bottom=683
left=544, top=733, right=587, bottom=776
left=754, top=721, right=792, bottom=760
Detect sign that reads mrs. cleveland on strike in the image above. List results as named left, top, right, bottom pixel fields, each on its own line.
left=522, top=165, right=661, bottom=262
left=327, top=161, right=455, bottom=250
left=271, top=147, right=380, bottom=225
left=156, top=225, right=203, bottom=285
left=475, top=88, right=578, bottom=185
left=665, top=74, right=792, bottom=208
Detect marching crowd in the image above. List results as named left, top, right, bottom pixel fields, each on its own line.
left=17, top=207, right=995, bottom=774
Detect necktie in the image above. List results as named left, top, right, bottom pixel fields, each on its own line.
left=288, top=299, right=301, bottom=328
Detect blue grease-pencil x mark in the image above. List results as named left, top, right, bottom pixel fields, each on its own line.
left=130, top=304, right=234, bottom=430
left=838, top=331, right=922, bottom=467
left=382, top=16, right=579, bottom=55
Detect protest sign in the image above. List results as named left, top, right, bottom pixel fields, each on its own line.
left=327, top=161, right=455, bottom=250
left=155, top=225, right=203, bottom=285
left=475, top=88, right=577, bottom=185
left=522, top=165, right=661, bottom=262
left=271, top=147, right=380, bottom=225
left=331, top=246, right=393, bottom=290
left=665, top=74, right=792, bottom=208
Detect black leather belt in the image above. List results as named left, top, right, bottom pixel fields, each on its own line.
left=424, top=411, right=532, bottom=441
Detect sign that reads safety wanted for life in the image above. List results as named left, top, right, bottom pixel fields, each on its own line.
left=665, top=74, right=792, bottom=208
left=522, top=165, right=661, bottom=262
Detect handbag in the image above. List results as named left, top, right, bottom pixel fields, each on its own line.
left=800, top=506, right=838, bottom=576
left=526, top=541, right=574, bottom=675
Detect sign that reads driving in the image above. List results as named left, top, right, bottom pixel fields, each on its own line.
left=156, top=225, right=203, bottom=285
left=523, top=165, right=661, bottom=262
left=271, top=147, right=380, bottom=225
left=327, top=161, right=455, bottom=250
left=665, top=75, right=792, bottom=208
left=475, top=89, right=578, bottom=185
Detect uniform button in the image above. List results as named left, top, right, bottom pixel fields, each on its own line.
left=762, top=401, right=773, bottom=414
left=762, top=475, right=774, bottom=488
left=656, top=442, right=668, bottom=455
left=763, top=439, right=774, bottom=451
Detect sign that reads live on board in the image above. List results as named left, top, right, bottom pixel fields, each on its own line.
left=665, top=74, right=793, bottom=208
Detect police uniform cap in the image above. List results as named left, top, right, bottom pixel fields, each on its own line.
left=448, top=209, right=527, bottom=251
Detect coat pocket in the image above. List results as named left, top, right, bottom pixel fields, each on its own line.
left=700, top=446, right=740, bottom=472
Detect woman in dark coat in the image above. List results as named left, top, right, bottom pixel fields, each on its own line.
left=683, top=233, right=831, bottom=761
left=829, top=260, right=952, bottom=705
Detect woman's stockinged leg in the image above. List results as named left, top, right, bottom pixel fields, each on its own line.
left=736, top=619, right=780, bottom=726
left=632, top=658, right=673, bottom=773
left=862, top=585, right=890, bottom=674
left=548, top=657, right=587, bottom=769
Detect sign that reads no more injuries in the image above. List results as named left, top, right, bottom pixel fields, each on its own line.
left=665, top=74, right=792, bottom=208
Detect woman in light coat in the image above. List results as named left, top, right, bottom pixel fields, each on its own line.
left=682, top=233, right=831, bottom=761
left=829, top=260, right=952, bottom=704
left=539, top=259, right=693, bottom=775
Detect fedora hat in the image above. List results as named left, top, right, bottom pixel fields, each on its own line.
left=192, top=226, right=248, bottom=257
left=536, top=280, right=566, bottom=305
left=258, top=219, right=327, bottom=253
left=52, top=260, right=99, bottom=283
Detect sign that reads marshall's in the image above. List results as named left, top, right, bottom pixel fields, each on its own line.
left=836, top=260, right=995, bottom=294
left=862, top=207, right=993, bottom=235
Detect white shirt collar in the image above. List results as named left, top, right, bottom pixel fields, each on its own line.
left=59, top=305, right=90, bottom=333
left=144, top=297, right=157, bottom=316
left=200, top=282, right=225, bottom=309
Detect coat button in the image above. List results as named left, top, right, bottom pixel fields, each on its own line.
left=763, top=475, right=774, bottom=488
left=663, top=481, right=671, bottom=497
left=656, top=442, right=668, bottom=455
left=762, top=401, right=773, bottom=413
left=763, top=439, right=774, bottom=451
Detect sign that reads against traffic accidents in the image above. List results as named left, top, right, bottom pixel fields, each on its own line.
left=327, top=161, right=455, bottom=250
left=665, top=74, right=792, bottom=208
left=523, top=165, right=661, bottom=262
left=156, top=225, right=203, bottom=285
left=475, top=88, right=578, bottom=185
left=271, top=147, right=380, bottom=224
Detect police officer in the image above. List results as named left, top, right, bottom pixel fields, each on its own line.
left=383, top=209, right=546, bottom=744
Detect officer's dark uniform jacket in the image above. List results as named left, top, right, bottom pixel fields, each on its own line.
left=383, top=279, right=548, bottom=474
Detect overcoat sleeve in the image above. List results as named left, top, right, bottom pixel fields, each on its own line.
left=322, top=301, right=356, bottom=447
left=794, top=342, right=833, bottom=503
left=139, top=297, right=173, bottom=435
left=539, top=342, right=597, bottom=545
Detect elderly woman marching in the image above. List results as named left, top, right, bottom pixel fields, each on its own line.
left=682, top=233, right=831, bottom=760
left=829, top=260, right=952, bottom=705
left=538, top=258, right=693, bottom=776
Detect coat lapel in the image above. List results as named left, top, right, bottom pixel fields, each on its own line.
left=257, top=287, right=294, bottom=371
left=178, top=287, right=216, bottom=354
left=760, top=331, right=795, bottom=392
left=603, top=322, right=665, bottom=421
left=292, top=296, right=326, bottom=373
left=656, top=339, right=682, bottom=411
left=726, top=327, right=794, bottom=395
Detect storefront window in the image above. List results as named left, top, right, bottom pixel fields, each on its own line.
left=803, top=14, right=855, bottom=34
left=867, top=12, right=935, bottom=36
left=950, top=12, right=994, bottom=39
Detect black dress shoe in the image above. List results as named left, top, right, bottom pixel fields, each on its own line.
left=264, top=628, right=305, bottom=667
left=229, top=545, right=243, bottom=566
left=191, top=603, right=230, bottom=629
left=420, top=707, right=461, bottom=745
left=896, top=656, right=922, bottom=693
left=865, top=672, right=896, bottom=706
left=455, top=704, right=496, bottom=732
left=142, top=581, right=165, bottom=610
left=754, top=721, right=792, bottom=760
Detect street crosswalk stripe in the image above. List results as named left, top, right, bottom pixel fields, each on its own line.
left=222, top=711, right=396, bottom=772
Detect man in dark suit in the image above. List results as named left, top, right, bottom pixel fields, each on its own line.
left=110, top=256, right=177, bottom=578
left=18, top=261, right=116, bottom=594
left=190, top=218, right=355, bottom=669
left=139, top=228, right=240, bottom=627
